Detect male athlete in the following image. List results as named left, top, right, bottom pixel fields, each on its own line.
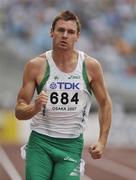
left=15, top=10, right=112, bottom=180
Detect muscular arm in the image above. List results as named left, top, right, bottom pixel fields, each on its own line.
left=86, top=57, right=112, bottom=158
left=93, top=66, right=112, bottom=146
left=15, top=57, right=48, bottom=120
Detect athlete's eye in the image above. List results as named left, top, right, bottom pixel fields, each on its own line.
left=68, top=30, right=75, bottom=34
left=57, top=28, right=65, bottom=33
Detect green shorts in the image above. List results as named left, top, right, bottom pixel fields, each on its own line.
left=26, top=131, right=84, bottom=180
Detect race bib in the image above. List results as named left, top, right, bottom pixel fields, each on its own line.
left=46, top=90, right=86, bottom=112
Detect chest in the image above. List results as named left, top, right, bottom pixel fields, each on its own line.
left=45, top=69, right=84, bottom=91
left=43, top=70, right=86, bottom=109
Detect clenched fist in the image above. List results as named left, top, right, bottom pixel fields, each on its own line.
left=35, top=91, right=48, bottom=112
left=89, top=142, right=105, bottom=159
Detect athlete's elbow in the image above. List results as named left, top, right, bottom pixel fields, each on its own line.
left=107, top=95, right=112, bottom=110
left=99, top=95, right=112, bottom=110
left=15, top=109, right=27, bottom=120
left=15, top=111, right=23, bottom=120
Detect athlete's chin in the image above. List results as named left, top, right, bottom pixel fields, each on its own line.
left=58, top=45, right=70, bottom=50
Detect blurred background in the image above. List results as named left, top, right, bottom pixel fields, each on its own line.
left=0, top=0, right=136, bottom=180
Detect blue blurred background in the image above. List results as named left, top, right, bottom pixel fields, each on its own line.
left=0, top=0, right=136, bottom=154
left=0, top=1, right=136, bottom=179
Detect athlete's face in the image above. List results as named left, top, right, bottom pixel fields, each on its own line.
left=50, top=19, right=80, bottom=50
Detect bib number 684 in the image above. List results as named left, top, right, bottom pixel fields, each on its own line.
left=50, top=92, right=79, bottom=105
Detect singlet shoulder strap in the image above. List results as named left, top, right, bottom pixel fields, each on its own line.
left=82, top=61, right=92, bottom=95
left=36, top=60, right=50, bottom=94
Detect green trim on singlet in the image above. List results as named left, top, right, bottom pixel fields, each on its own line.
left=36, top=60, right=91, bottom=95
left=36, top=61, right=50, bottom=94
left=82, top=61, right=92, bottom=95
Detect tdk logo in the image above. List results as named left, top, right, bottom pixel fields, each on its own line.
left=50, top=82, right=80, bottom=90
left=50, top=82, right=57, bottom=89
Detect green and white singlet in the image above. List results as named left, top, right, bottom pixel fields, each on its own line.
left=31, top=50, right=92, bottom=138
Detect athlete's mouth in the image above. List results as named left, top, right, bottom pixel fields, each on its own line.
left=60, top=41, right=67, bottom=44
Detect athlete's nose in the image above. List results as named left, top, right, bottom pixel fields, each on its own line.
left=63, top=30, right=68, bottom=38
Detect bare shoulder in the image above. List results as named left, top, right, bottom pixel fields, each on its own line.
left=24, top=53, right=47, bottom=74
left=84, top=54, right=101, bottom=71
left=23, top=52, right=48, bottom=83
left=26, top=53, right=47, bottom=69
left=84, top=54, right=103, bottom=81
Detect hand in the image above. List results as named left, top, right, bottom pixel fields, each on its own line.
left=88, top=142, right=105, bottom=159
left=35, top=91, right=48, bottom=112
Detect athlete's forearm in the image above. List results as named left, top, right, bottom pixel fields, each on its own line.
left=98, top=96, right=112, bottom=146
left=15, top=102, right=39, bottom=120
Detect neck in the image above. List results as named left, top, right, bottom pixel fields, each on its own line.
left=51, top=49, right=78, bottom=73
left=52, top=49, right=75, bottom=64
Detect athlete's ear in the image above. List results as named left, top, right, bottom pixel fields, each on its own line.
left=76, top=32, right=80, bottom=42
left=50, top=28, right=53, bottom=37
